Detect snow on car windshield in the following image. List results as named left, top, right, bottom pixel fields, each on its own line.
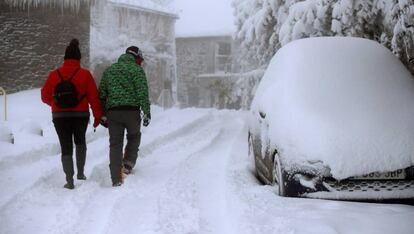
left=251, top=37, right=414, bottom=180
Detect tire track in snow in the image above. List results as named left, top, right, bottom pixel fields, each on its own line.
left=139, top=111, right=213, bottom=158
left=0, top=110, right=219, bottom=234
left=156, top=111, right=244, bottom=234
left=225, top=121, right=296, bottom=234
left=0, top=129, right=108, bottom=209
left=73, top=112, right=224, bottom=234
left=0, top=136, right=107, bottom=222
left=0, top=111, right=211, bottom=212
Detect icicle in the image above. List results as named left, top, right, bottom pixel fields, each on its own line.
left=4, top=0, right=89, bottom=12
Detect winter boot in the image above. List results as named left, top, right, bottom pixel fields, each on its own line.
left=77, top=174, right=87, bottom=180
left=64, top=181, right=75, bottom=189
left=111, top=167, right=126, bottom=187
left=123, top=164, right=132, bottom=175
left=76, top=145, right=87, bottom=180
left=62, top=154, right=75, bottom=189
left=112, top=181, right=122, bottom=187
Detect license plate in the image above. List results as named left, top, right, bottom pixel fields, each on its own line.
left=351, top=169, right=406, bottom=180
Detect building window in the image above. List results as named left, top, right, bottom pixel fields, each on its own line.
left=215, top=42, right=232, bottom=73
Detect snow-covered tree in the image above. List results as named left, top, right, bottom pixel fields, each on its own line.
left=279, top=0, right=333, bottom=46
left=391, top=0, right=414, bottom=73
left=331, top=0, right=379, bottom=39
left=233, top=0, right=284, bottom=69
left=376, top=0, right=414, bottom=74
left=233, top=0, right=414, bottom=74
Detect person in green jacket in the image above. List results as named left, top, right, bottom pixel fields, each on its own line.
left=99, top=46, right=151, bottom=187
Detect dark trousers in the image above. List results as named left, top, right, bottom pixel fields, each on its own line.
left=107, top=110, right=141, bottom=183
left=53, top=117, right=89, bottom=183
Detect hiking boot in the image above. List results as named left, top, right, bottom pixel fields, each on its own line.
left=64, top=182, right=75, bottom=190
left=112, top=181, right=122, bottom=187
left=77, top=174, right=87, bottom=180
left=123, top=165, right=132, bottom=175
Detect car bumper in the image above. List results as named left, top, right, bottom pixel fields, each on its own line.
left=303, top=180, right=414, bottom=200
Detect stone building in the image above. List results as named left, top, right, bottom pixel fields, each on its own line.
left=174, top=0, right=244, bottom=108
left=91, top=0, right=178, bottom=105
left=176, top=35, right=235, bottom=107
left=0, top=0, right=90, bottom=93
left=0, top=0, right=178, bottom=107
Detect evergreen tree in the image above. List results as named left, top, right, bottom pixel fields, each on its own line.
left=233, top=0, right=284, bottom=69
left=233, top=0, right=414, bottom=74
left=331, top=0, right=379, bottom=39
left=391, top=0, right=414, bottom=74
left=279, top=0, right=333, bottom=46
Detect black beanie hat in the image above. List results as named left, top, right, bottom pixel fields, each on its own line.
left=64, top=39, right=81, bottom=60
left=126, top=46, right=144, bottom=60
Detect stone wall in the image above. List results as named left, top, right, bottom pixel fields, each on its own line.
left=0, top=1, right=90, bottom=94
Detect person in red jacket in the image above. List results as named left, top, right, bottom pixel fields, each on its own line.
left=41, top=39, right=102, bottom=190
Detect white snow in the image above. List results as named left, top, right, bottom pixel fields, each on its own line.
left=251, top=37, right=414, bottom=180
left=1, top=89, right=413, bottom=234
left=108, top=0, right=176, bottom=15
left=174, top=0, right=235, bottom=38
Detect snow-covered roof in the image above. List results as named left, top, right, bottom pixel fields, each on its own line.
left=4, top=0, right=177, bottom=17
left=109, top=0, right=177, bottom=18
left=174, top=0, right=235, bottom=38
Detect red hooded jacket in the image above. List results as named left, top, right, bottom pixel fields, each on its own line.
left=41, top=59, right=102, bottom=120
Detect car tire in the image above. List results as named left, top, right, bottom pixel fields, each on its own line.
left=273, top=152, right=286, bottom=196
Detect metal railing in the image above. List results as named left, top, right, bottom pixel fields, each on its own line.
left=0, top=87, right=6, bottom=121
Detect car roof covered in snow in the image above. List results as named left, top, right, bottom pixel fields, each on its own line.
left=250, top=37, right=414, bottom=180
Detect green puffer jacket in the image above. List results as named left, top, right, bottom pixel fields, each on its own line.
left=99, top=53, right=150, bottom=115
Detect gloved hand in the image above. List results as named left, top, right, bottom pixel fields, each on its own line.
left=100, top=116, right=108, bottom=128
left=143, top=113, right=151, bottom=127
left=93, top=117, right=100, bottom=128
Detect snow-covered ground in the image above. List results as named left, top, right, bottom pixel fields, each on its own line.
left=0, top=89, right=413, bottom=234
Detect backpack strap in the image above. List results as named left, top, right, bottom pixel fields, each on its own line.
left=79, top=93, right=87, bottom=102
left=56, top=68, right=80, bottom=81
left=56, top=69, right=64, bottom=82
left=68, top=68, right=80, bottom=81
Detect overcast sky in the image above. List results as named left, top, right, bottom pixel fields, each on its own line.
left=173, top=0, right=235, bottom=37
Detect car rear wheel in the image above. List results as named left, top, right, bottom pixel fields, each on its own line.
left=273, top=152, right=285, bottom=196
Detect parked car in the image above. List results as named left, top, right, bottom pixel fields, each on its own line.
left=249, top=37, right=414, bottom=200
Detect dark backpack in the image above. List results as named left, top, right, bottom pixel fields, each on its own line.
left=53, top=68, right=84, bottom=108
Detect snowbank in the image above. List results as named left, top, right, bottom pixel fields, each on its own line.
left=251, top=37, right=414, bottom=180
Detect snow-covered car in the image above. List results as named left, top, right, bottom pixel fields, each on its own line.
left=249, top=37, right=414, bottom=200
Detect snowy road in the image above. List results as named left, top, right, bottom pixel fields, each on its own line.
left=1, top=90, right=414, bottom=234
